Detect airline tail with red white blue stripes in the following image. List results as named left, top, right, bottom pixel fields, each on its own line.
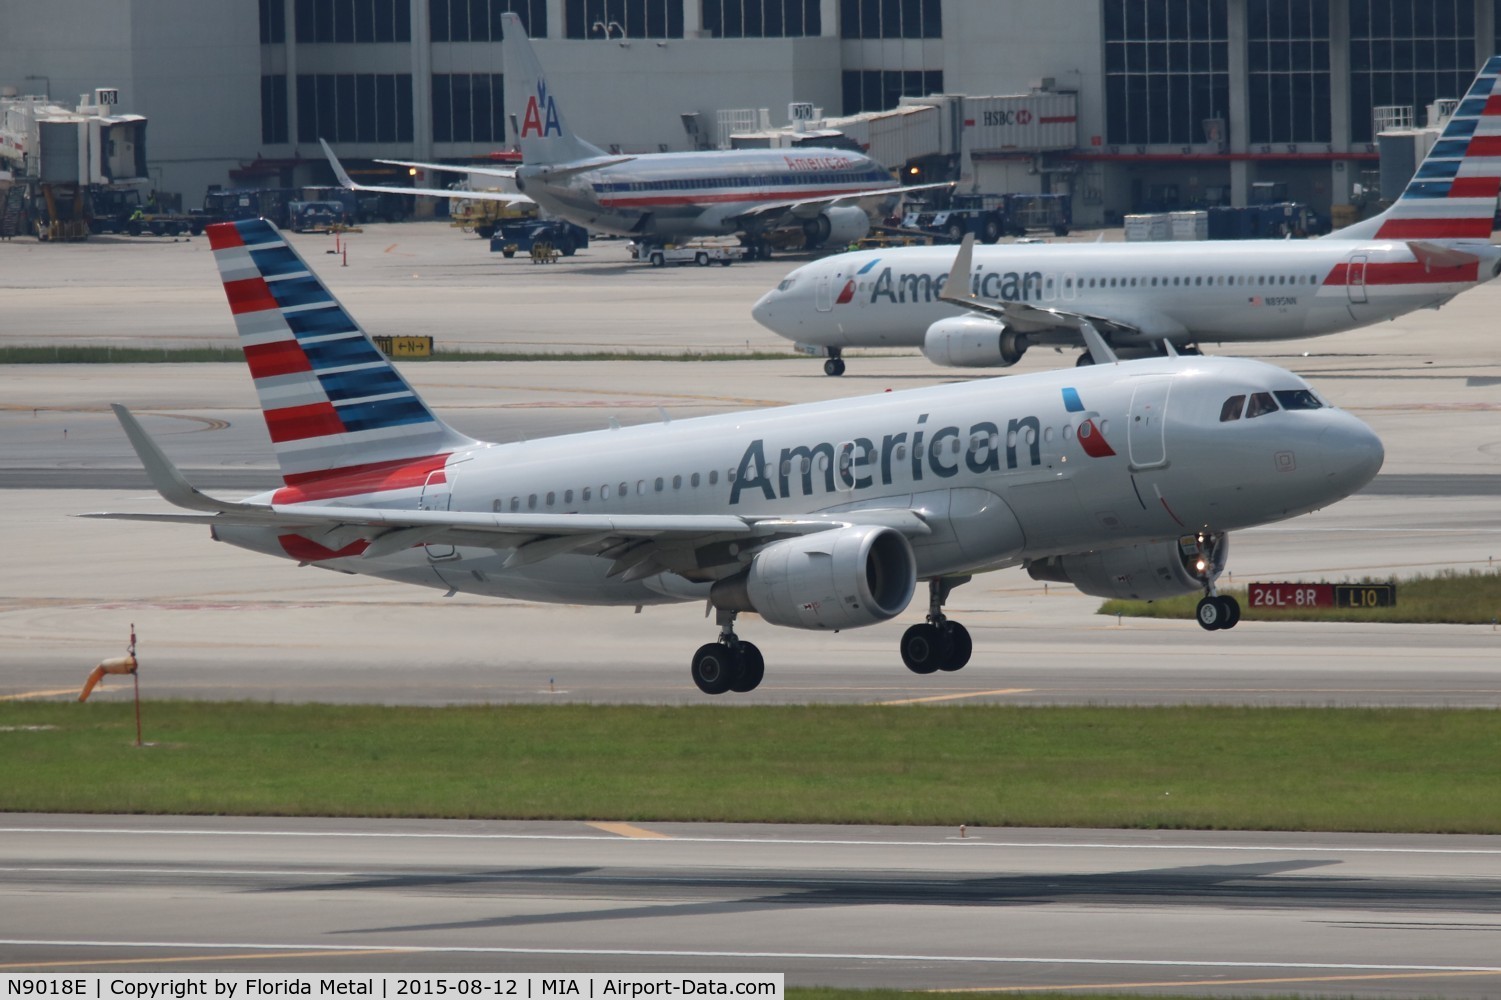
left=1331, top=55, right=1501, bottom=242
left=206, top=218, right=477, bottom=497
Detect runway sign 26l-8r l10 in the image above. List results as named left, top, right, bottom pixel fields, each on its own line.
left=1247, top=583, right=1396, bottom=609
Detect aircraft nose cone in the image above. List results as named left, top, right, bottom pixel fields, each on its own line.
left=752, top=288, right=784, bottom=335
left=1317, top=418, right=1385, bottom=496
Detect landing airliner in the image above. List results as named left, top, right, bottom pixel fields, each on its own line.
left=86, top=218, right=1382, bottom=694
left=324, top=12, right=947, bottom=256
left=754, top=56, right=1501, bottom=375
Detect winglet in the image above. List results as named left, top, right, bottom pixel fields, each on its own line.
left=319, top=138, right=357, bottom=191
left=937, top=233, right=976, bottom=309
left=110, top=404, right=262, bottom=515
left=1077, top=320, right=1119, bottom=365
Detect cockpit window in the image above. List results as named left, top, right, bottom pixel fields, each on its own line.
left=1245, top=392, right=1279, bottom=418
left=1274, top=388, right=1324, bottom=411
left=776, top=278, right=796, bottom=291
left=1219, top=395, right=1246, bottom=422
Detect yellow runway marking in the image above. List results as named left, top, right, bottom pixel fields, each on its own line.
left=0, top=949, right=408, bottom=970
left=879, top=688, right=1034, bottom=706
left=935, top=969, right=1501, bottom=992
left=0, top=688, right=82, bottom=701
left=587, top=821, right=671, bottom=839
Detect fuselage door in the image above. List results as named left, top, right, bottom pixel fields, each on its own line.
left=1127, top=377, right=1172, bottom=469
left=816, top=273, right=835, bottom=313
left=419, top=469, right=456, bottom=560
left=1346, top=254, right=1369, bottom=304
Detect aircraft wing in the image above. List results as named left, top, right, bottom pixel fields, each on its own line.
left=83, top=406, right=930, bottom=579
left=731, top=180, right=955, bottom=225
left=375, top=154, right=635, bottom=182
left=937, top=234, right=1168, bottom=346
left=320, top=138, right=533, bottom=206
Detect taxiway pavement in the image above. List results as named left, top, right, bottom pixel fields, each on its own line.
left=1, top=815, right=1499, bottom=998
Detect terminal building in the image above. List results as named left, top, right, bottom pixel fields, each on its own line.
left=1, top=0, right=1497, bottom=227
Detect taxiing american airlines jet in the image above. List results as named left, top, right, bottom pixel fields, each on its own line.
left=324, top=12, right=947, bottom=256
left=754, top=56, right=1501, bottom=375
left=86, top=218, right=1382, bottom=694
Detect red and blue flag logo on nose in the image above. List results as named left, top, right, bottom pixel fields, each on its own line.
left=1062, top=387, right=1116, bottom=458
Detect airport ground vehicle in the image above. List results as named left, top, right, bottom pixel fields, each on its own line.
left=88, top=189, right=198, bottom=236
left=488, top=219, right=589, bottom=257
left=899, top=193, right=1072, bottom=243
left=629, top=241, right=742, bottom=266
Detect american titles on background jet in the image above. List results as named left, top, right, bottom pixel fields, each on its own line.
left=753, top=55, right=1501, bottom=375
left=89, top=218, right=1382, bottom=695
left=323, top=12, right=948, bottom=258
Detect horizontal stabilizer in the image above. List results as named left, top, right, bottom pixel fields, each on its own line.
left=1407, top=240, right=1481, bottom=271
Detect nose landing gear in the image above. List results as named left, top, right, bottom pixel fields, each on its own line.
left=1190, top=532, right=1240, bottom=630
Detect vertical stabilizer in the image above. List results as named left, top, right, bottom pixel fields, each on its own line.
left=1328, top=55, right=1501, bottom=241
left=501, top=11, right=609, bottom=165
left=206, top=219, right=476, bottom=491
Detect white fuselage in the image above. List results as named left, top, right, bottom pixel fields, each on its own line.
left=517, top=147, right=893, bottom=239
left=752, top=237, right=1501, bottom=350
left=216, top=356, right=1382, bottom=606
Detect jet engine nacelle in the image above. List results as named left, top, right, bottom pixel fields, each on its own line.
left=920, top=316, right=1028, bottom=368
left=711, top=524, right=916, bottom=630
left=802, top=206, right=871, bottom=248
left=1025, top=534, right=1229, bottom=601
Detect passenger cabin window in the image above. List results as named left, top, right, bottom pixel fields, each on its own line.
left=1246, top=392, right=1279, bottom=418
left=1274, top=388, right=1324, bottom=410
left=1219, top=395, right=1246, bottom=422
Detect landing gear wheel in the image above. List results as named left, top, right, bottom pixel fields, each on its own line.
left=1076, top=351, right=1095, bottom=367
left=823, top=357, right=846, bottom=377
left=900, top=623, right=949, bottom=674
left=1196, top=595, right=1234, bottom=631
left=1219, top=595, right=1241, bottom=630
left=691, top=642, right=740, bottom=694
left=729, top=641, right=764, bottom=693
left=937, top=622, right=972, bottom=671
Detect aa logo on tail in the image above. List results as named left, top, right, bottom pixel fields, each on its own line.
left=520, top=83, right=563, bottom=138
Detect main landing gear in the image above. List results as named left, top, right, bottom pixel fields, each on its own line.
left=690, top=608, right=765, bottom=695
left=900, top=577, right=973, bottom=674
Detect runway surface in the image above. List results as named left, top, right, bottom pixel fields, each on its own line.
left=2, top=815, right=1500, bottom=998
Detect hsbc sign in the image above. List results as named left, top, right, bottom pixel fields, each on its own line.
left=967, top=93, right=1078, bottom=151
left=983, top=108, right=1033, bottom=126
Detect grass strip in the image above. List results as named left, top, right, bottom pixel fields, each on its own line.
left=2, top=703, right=1498, bottom=833
left=1100, top=568, right=1501, bottom=624
left=0, top=346, right=798, bottom=364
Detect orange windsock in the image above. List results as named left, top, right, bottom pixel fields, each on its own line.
left=78, top=655, right=138, bottom=702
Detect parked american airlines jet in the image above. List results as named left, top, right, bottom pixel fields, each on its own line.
left=324, top=12, right=947, bottom=256
left=754, top=57, right=1501, bottom=375
left=86, top=219, right=1381, bottom=694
